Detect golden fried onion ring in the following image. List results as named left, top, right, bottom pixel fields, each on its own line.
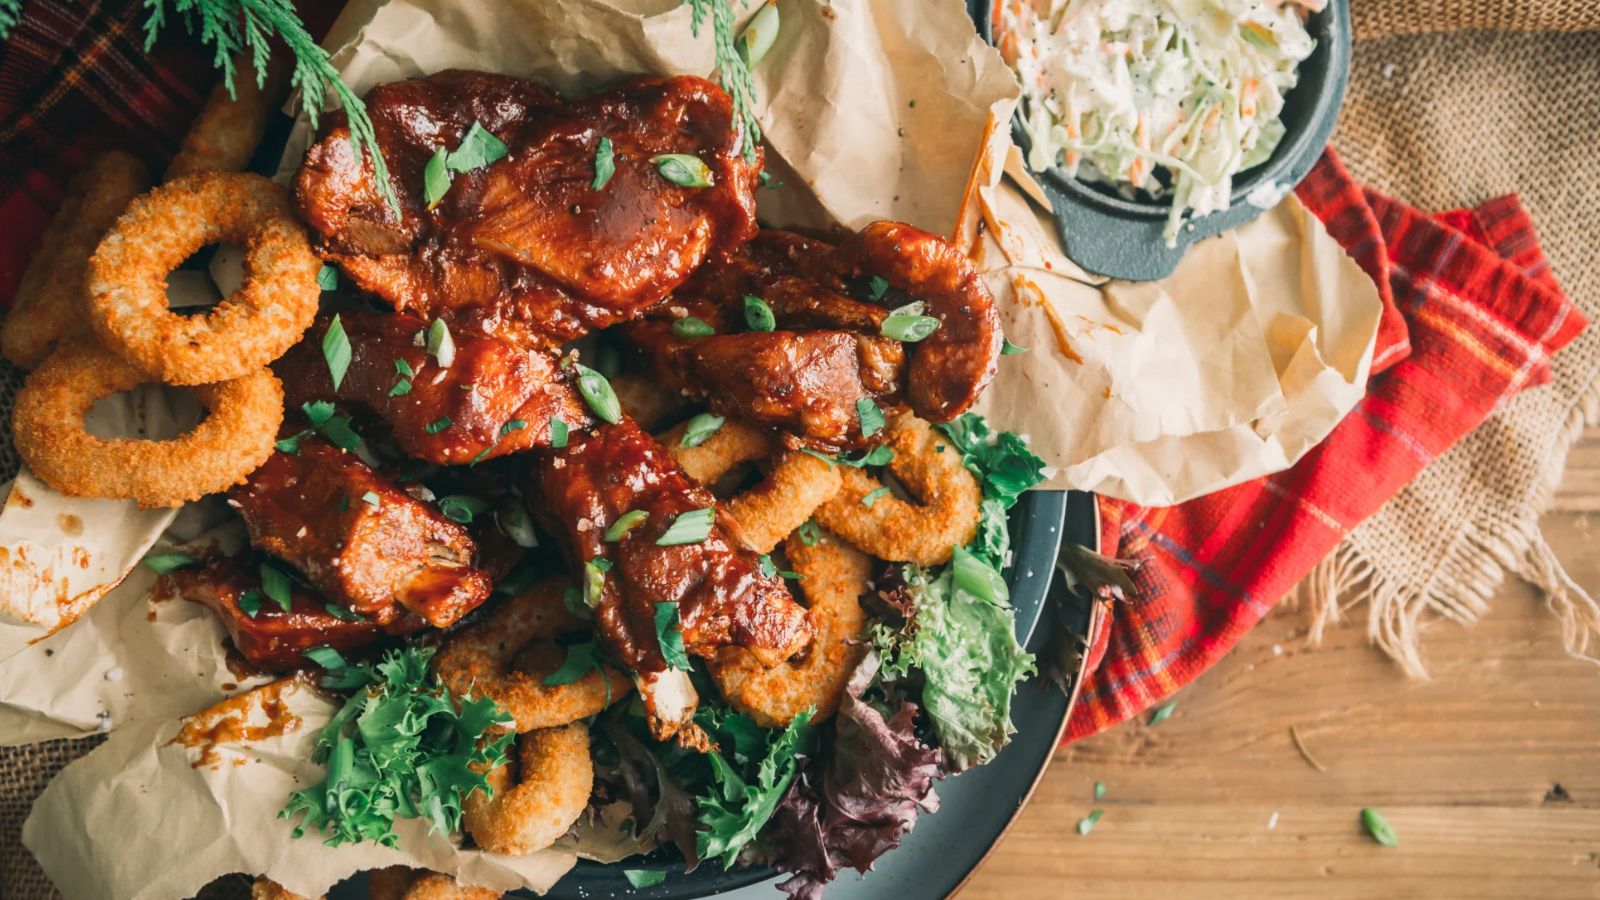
left=251, top=877, right=322, bottom=900
left=662, top=418, right=842, bottom=554
left=812, top=412, right=980, bottom=566
left=2, top=151, right=150, bottom=369
left=710, top=528, right=870, bottom=727
left=368, top=868, right=499, bottom=900
left=165, top=55, right=290, bottom=181
left=12, top=341, right=282, bottom=508
left=87, top=171, right=321, bottom=385
left=463, top=722, right=593, bottom=855
left=434, top=577, right=630, bottom=733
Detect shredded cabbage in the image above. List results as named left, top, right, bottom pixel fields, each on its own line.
left=1000, top=0, right=1318, bottom=245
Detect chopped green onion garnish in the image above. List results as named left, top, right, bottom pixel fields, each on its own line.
left=424, top=416, right=453, bottom=434
left=142, top=551, right=197, bottom=574
left=605, top=510, right=649, bottom=542
left=736, top=0, right=780, bottom=67
left=549, top=416, right=570, bottom=449
left=680, top=412, right=725, bottom=448
left=494, top=500, right=538, bottom=548
left=592, top=136, right=615, bottom=190
left=743, top=295, right=776, bottom=332
left=324, top=603, right=365, bottom=622
left=237, top=590, right=263, bottom=618
left=625, top=869, right=668, bottom=889
left=1076, top=809, right=1103, bottom=835
left=1361, top=808, right=1398, bottom=847
left=302, top=645, right=349, bottom=671
left=438, top=494, right=491, bottom=524
left=672, top=316, right=716, bottom=338
left=260, top=564, right=293, bottom=612
left=797, top=520, right=821, bottom=546
left=651, top=153, right=714, bottom=188
left=1001, top=338, right=1028, bottom=355
left=1148, top=701, right=1178, bottom=725
left=881, top=305, right=941, bottom=342
left=575, top=364, right=622, bottom=425
left=360, top=491, right=381, bottom=508
left=584, top=558, right=609, bottom=607
left=317, top=265, right=338, bottom=291
left=655, top=507, right=715, bottom=546
left=426, top=318, right=455, bottom=368
left=861, top=486, right=891, bottom=508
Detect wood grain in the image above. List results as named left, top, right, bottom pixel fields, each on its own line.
left=960, top=427, right=1600, bottom=899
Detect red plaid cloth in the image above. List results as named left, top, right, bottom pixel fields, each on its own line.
left=0, top=2, right=1586, bottom=750
left=1067, top=149, right=1587, bottom=739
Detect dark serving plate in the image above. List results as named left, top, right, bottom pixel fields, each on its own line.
left=969, top=0, right=1351, bottom=281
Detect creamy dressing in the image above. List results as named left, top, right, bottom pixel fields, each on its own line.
left=999, top=0, right=1317, bottom=245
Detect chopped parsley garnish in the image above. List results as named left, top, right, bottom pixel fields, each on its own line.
left=655, top=508, right=715, bottom=546
left=680, top=412, right=725, bottom=448
left=867, top=275, right=889, bottom=301
left=543, top=640, right=602, bottom=687
left=803, top=446, right=895, bottom=469
left=592, top=136, right=615, bottom=190
left=652, top=602, right=691, bottom=671
left=423, top=120, right=509, bottom=207
left=279, top=645, right=513, bottom=845
left=855, top=397, right=885, bottom=438
left=321, top=314, right=351, bottom=391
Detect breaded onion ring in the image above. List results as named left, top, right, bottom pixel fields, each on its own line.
left=813, top=413, right=980, bottom=566
left=463, top=723, right=593, bottom=855
left=368, top=868, right=499, bottom=900
left=434, top=577, right=630, bottom=733
left=662, top=418, right=842, bottom=553
left=166, top=55, right=290, bottom=181
left=12, top=341, right=282, bottom=508
left=251, top=877, right=323, bottom=900
left=2, top=151, right=149, bottom=369
left=87, top=171, right=321, bottom=385
left=711, top=529, right=869, bottom=727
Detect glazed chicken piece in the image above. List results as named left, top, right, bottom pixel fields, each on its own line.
left=624, top=223, right=1001, bottom=450
left=296, top=70, right=761, bottom=348
left=173, top=555, right=418, bottom=672
left=229, top=436, right=492, bottom=628
left=277, top=311, right=594, bottom=466
left=524, top=416, right=813, bottom=739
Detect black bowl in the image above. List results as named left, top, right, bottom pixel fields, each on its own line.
left=970, top=0, right=1351, bottom=281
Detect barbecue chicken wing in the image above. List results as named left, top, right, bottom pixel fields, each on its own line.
left=174, top=555, right=413, bottom=671
left=524, top=416, right=813, bottom=739
left=277, top=311, right=593, bottom=465
left=623, top=223, right=1001, bottom=449
left=296, top=71, right=761, bottom=348
left=229, top=436, right=492, bottom=628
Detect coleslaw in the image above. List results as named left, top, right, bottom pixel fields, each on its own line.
left=999, top=0, right=1322, bottom=246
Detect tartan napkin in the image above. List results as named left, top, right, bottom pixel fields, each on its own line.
left=1067, top=149, right=1588, bottom=739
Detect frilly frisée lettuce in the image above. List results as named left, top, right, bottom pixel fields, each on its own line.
left=875, top=547, right=1035, bottom=771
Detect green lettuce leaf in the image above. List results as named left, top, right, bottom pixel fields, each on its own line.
left=695, top=708, right=816, bottom=868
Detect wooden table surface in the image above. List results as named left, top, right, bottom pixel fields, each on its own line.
left=958, top=428, right=1600, bottom=899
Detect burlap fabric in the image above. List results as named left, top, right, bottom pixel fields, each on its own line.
left=4, top=2, right=1599, bottom=897
left=1305, top=9, right=1600, bottom=673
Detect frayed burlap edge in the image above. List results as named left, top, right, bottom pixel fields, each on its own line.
left=1296, top=381, right=1600, bottom=677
